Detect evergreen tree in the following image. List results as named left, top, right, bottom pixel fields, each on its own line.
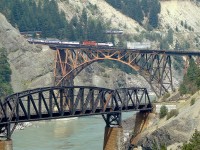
left=167, top=28, right=173, bottom=44
left=179, top=58, right=200, bottom=95
left=159, top=105, right=168, bottom=119
left=149, top=0, right=160, bottom=28
left=0, top=0, right=112, bottom=42
left=141, top=0, right=149, bottom=16
left=0, top=48, right=13, bottom=98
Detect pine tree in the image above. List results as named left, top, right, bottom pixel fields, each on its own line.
left=0, top=48, right=13, bottom=98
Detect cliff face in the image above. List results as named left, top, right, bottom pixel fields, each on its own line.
left=0, top=13, right=54, bottom=92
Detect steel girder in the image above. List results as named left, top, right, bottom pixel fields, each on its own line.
left=54, top=48, right=174, bottom=96
left=0, top=86, right=152, bottom=138
left=102, top=112, right=122, bottom=127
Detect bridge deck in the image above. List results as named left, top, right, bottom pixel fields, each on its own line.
left=0, top=86, right=152, bottom=138
left=49, top=45, right=200, bottom=56
left=0, top=104, right=151, bottom=125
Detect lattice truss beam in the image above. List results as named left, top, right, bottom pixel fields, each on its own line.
left=0, top=86, right=151, bottom=138
left=54, top=48, right=173, bottom=96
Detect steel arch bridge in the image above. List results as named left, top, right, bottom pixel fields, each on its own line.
left=0, top=86, right=152, bottom=139
left=52, top=46, right=200, bottom=97
left=53, top=47, right=174, bottom=97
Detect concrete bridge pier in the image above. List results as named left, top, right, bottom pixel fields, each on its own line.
left=131, top=112, right=154, bottom=146
left=103, top=127, right=123, bottom=150
left=102, top=113, right=124, bottom=150
left=0, top=139, right=13, bottom=150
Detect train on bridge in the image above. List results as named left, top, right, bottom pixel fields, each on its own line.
left=27, top=38, right=114, bottom=48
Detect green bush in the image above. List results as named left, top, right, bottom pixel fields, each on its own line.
left=160, top=105, right=168, bottom=119
left=152, top=140, right=167, bottom=150
left=182, top=129, right=200, bottom=150
left=190, top=98, right=195, bottom=106
left=163, top=93, right=170, bottom=100
left=181, top=20, right=184, bottom=26
left=167, top=109, right=179, bottom=120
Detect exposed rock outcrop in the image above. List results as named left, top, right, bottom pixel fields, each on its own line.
left=138, top=92, right=200, bottom=149
left=0, top=13, right=40, bottom=53
left=0, top=13, right=54, bottom=92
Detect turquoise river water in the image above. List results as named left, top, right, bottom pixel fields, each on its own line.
left=12, top=112, right=134, bottom=150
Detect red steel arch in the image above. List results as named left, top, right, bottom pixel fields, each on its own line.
left=54, top=47, right=174, bottom=97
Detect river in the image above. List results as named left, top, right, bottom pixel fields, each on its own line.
left=12, top=112, right=135, bottom=150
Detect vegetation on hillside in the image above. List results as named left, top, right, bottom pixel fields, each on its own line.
left=0, top=48, right=13, bottom=98
left=179, top=58, right=200, bottom=95
left=181, top=129, right=200, bottom=150
left=152, top=143, right=167, bottom=150
left=159, top=105, right=168, bottom=119
left=106, top=0, right=161, bottom=29
left=151, top=126, right=200, bottom=149
left=0, top=0, right=113, bottom=42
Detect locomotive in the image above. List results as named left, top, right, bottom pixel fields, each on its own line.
left=27, top=38, right=114, bottom=47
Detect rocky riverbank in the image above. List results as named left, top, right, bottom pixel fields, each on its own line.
left=138, top=91, right=200, bottom=149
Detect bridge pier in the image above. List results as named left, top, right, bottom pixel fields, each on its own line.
left=0, top=139, right=13, bottom=150
left=131, top=112, right=154, bottom=146
left=102, top=113, right=124, bottom=150
left=103, top=127, right=123, bottom=150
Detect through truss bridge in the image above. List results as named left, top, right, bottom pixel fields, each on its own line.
left=0, top=86, right=152, bottom=139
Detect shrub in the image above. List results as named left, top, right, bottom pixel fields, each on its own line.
left=167, top=109, right=179, bottom=120
left=190, top=98, right=195, bottom=106
left=179, top=83, right=188, bottom=95
left=181, top=129, right=200, bottom=149
left=181, top=20, right=184, bottom=26
left=160, top=105, right=168, bottom=119
left=184, top=21, right=188, bottom=29
left=152, top=140, right=167, bottom=150
left=163, top=93, right=170, bottom=100
left=103, top=73, right=109, bottom=78
left=175, top=26, right=179, bottom=32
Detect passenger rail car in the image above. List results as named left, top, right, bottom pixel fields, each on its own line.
left=27, top=38, right=113, bottom=48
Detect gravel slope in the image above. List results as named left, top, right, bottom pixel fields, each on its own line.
left=160, top=1, right=200, bottom=32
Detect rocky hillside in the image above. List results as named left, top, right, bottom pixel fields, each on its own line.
left=58, top=0, right=200, bottom=49
left=137, top=91, right=200, bottom=149
left=58, top=0, right=144, bottom=35
left=160, top=1, right=200, bottom=32
left=159, top=1, right=200, bottom=49
left=0, top=13, right=54, bottom=92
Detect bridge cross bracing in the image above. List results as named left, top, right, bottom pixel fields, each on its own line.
left=0, top=86, right=152, bottom=139
left=54, top=47, right=174, bottom=97
left=53, top=46, right=200, bottom=97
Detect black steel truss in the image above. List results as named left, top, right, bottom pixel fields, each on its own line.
left=102, top=112, right=122, bottom=127
left=0, top=86, right=152, bottom=138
